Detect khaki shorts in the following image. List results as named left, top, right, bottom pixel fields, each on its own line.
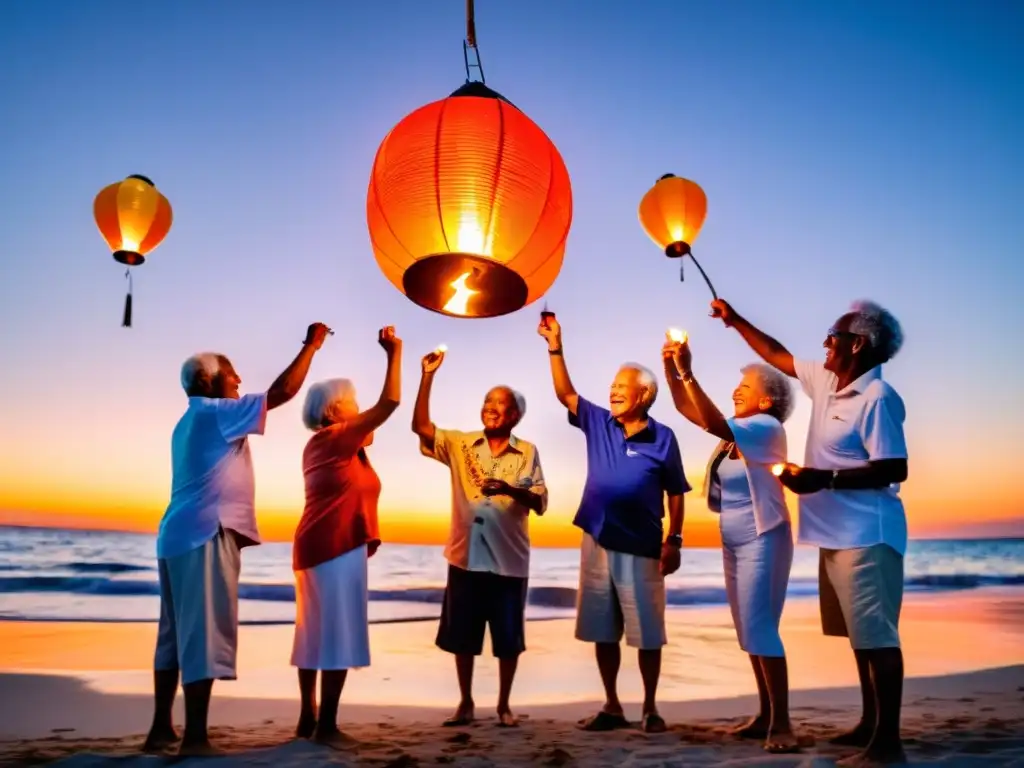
left=819, top=544, right=903, bottom=650
left=154, top=528, right=242, bottom=685
left=575, top=534, right=666, bottom=650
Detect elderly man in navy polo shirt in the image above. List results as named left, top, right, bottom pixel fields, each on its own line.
left=538, top=316, right=689, bottom=734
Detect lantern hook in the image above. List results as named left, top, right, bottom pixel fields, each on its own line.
left=462, top=0, right=486, bottom=84
left=681, top=250, right=719, bottom=301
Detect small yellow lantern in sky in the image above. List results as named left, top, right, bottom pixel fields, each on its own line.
left=638, top=173, right=718, bottom=300
left=93, top=174, right=173, bottom=327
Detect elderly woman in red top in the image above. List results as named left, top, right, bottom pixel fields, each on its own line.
left=291, top=326, right=401, bottom=746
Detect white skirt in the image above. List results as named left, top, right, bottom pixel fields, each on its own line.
left=290, top=545, right=370, bottom=670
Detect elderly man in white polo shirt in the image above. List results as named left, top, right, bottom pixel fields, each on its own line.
left=710, top=298, right=908, bottom=767
left=412, top=347, right=547, bottom=728
left=143, top=322, right=331, bottom=756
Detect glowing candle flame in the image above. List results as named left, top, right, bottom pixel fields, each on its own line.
left=667, top=328, right=688, bottom=343
left=435, top=343, right=448, bottom=354
left=771, top=463, right=785, bottom=476
left=442, top=272, right=479, bottom=315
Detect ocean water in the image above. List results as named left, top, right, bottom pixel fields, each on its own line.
left=1, top=526, right=1022, bottom=625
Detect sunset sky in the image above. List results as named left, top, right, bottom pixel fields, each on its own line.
left=1, top=0, right=1021, bottom=547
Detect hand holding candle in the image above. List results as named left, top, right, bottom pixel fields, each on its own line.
left=667, top=327, right=688, bottom=344
left=421, top=343, right=447, bottom=374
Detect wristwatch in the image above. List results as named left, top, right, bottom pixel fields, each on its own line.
left=665, top=533, right=683, bottom=548
left=827, top=469, right=839, bottom=489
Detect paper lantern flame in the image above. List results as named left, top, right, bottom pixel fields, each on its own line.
left=366, top=82, right=573, bottom=318
left=638, top=174, right=707, bottom=258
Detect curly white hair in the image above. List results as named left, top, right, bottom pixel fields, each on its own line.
left=848, top=299, right=904, bottom=363
left=180, top=353, right=223, bottom=393
left=302, top=378, right=357, bottom=431
left=741, top=363, right=795, bottom=422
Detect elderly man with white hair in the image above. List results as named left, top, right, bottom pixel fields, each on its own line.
left=290, top=326, right=401, bottom=746
left=144, top=322, right=331, bottom=756
left=662, top=336, right=799, bottom=754
left=538, top=317, right=689, bottom=735
left=412, top=347, right=547, bottom=728
left=710, top=298, right=909, bottom=766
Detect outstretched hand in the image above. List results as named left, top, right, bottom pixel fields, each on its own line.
left=422, top=348, right=445, bottom=374
left=537, top=316, right=562, bottom=349
left=378, top=325, right=401, bottom=355
left=710, top=299, right=737, bottom=327
left=303, top=323, right=332, bottom=350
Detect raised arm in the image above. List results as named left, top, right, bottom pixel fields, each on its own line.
left=342, top=327, right=402, bottom=438
left=661, top=341, right=701, bottom=425
left=267, top=322, right=331, bottom=410
left=669, top=339, right=733, bottom=442
left=537, top=316, right=579, bottom=416
left=412, top=348, right=444, bottom=452
left=711, top=300, right=796, bottom=378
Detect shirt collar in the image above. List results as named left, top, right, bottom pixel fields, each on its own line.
left=834, top=365, right=883, bottom=398
left=606, top=411, right=658, bottom=442
left=470, top=432, right=523, bottom=453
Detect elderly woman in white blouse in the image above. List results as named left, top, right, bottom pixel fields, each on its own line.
left=662, top=335, right=799, bottom=754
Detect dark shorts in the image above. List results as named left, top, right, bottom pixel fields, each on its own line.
left=435, top=564, right=528, bottom=659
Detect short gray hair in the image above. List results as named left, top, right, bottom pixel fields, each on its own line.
left=741, top=363, right=795, bottom=422
left=302, top=378, right=357, bottom=431
left=491, top=386, right=527, bottom=424
left=848, top=300, right=904, bottom=363
left=180, top=353, right=222, bottom=393
left=619, top=363, right=659, bottom=407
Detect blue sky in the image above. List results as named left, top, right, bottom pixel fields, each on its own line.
left=1, top=0, right=1021, bottom=540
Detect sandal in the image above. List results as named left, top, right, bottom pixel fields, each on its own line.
left=578, top=711, right=630, bottom=731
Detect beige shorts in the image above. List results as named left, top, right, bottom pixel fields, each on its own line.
left=819, top=544, right=903, bottom=650
left=575, top=534, right=666, bottom=650
left=154, top=528, right=242, bottom=685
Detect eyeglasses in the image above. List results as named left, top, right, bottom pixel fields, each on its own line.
left=827, top=327, right=860, bottom=341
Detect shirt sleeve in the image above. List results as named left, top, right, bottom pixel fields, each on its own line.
left=517, top=446, right=549, bottom=514
left=860, top=384, right=908, bottom=461
left=421, top=428, right=458, bottom=466
left=567, top=396, right=606, bottom=433
left=660, top=430, right=691, bottom=496
left=793, top=358, right=834, bottom=400
left=727, top=414, right=786, bottom=466
left=216, top=393, right=268, bottom=442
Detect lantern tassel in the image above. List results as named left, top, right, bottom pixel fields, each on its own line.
left=687, top=251, right=719, bottom=301
left=122, top=268, right=133, bottom=328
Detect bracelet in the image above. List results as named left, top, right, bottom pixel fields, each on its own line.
left=679, top=370, right=695, bottom=384
left=828, top=469, right=839, bottom=489
left=549, top=348, right=563, bottom=356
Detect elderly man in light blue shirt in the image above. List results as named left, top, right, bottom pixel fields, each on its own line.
left=710, top=298, right=909, bottom=767
left=144, top=323, right=330, bottom=757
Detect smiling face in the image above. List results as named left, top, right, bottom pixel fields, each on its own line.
left=211, top=356, right=242, bottom=399
left=481, top=387, right=520, bottom=434
left=823, top=313, right=866, bottom=373
left=609, top=367, right=649, bottom=420
left=329, top=394, right=371, bottom=444
left=732, top=369, right=772, bottom=418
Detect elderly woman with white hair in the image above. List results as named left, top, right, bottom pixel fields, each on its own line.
left=662, top=337, right=799, bottom=754
left=290, top=326, right=401, bottom=746
left=710, top=298, right=909, bottom=767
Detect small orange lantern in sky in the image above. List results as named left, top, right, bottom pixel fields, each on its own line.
left=638, top=173, right=718, bottom=299
left=366, top=2, right=572, bottom=319
left=93, top=174, right=173, bottom=327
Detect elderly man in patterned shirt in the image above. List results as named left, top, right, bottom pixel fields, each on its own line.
left=412, top=347, right=548, bottom=728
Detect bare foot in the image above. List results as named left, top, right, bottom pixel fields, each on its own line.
left=177, top=739, right=223, bottom=757
left=497, top=709, right=519, bottom=728
left=764, top=728, right=801, bottom=754
left=141, top=725, right=179, bottom=753
left=836, top=741, right=907, bottom=767
left=295, top=712, right=317, bottom=739
left=313, top=727, right=356, bottom=750
left=730, top=715, right=770, bottom=739
left=830, top=721, right=875, bottom=747
left=443, top=701, right=475, bottom=727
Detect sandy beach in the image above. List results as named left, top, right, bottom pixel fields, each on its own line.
left=1, top=587, right=1022, bottom=766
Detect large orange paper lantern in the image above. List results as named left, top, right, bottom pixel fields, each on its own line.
left=94, top=174, right=173, bottom=327
left=638, top=173, right=718, bottom=299
left=367, top=81, right=573, bottom=318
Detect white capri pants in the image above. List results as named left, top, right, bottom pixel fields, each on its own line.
left=291, top=544, right=371, bottom=670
